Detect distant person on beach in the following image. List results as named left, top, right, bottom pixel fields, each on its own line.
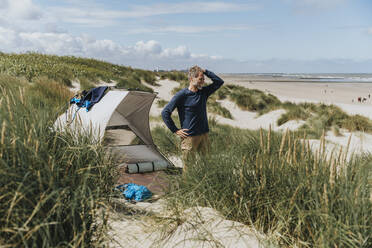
left=161, top=65, right=224, bottom=171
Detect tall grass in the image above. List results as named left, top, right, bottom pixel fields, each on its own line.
left=158, top=71, right=188, bottom=82
left=225, top=85, right=281, bottom=113
left=78, top=77, right=96, bottom=91
left=116, top=77, right=153, bottom=92
left=0, top=52, right=158, bottom=88
left=278, top=102, right=372, bottom=138
left=0, top=75, right=115, bottom=247
left=152, top=121, right=372, bottom=247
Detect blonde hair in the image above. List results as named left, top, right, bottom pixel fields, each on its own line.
left=188, top=65, right=203, bottom=80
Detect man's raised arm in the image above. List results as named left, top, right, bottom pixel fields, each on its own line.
left=203, top=70, right=224, bottom=97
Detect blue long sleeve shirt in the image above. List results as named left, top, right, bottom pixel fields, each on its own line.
left=161, top=70, right=224, bottom=136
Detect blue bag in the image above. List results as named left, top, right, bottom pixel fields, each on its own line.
left=116, top=183, right=152, bottom=202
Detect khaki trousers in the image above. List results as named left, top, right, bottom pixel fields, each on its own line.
left=181, top=133, right=210, bottom=170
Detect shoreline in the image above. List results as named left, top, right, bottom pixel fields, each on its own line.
left=220, top=75, right=372, bottom=108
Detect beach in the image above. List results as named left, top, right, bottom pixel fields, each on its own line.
left=220, top=74, right=372, bottom=119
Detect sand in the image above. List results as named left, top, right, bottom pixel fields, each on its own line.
left=107, top=200, right=263, bottom=248
left=142, top=78, right=180, bottom=116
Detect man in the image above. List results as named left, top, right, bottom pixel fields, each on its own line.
left=161, top=65, right=224, bottom=170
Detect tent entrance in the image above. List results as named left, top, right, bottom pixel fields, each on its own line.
left=104, top=125, right=145, bottom=146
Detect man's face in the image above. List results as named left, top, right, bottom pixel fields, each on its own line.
left=191, top=71, right=205, bottom=89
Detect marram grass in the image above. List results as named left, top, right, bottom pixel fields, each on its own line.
left=0, top=75, right=115, bottom=247
left=0, top=52, right=183, bottom=92
left=152, top=122, right=372, bottom=247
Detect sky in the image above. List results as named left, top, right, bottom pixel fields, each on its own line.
left=0, top=0, right=372, bottom=73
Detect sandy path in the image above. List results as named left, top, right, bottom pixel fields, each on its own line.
left=107, top=200, right=263, bottom=248
left=143, top=79, right=180, bottom=116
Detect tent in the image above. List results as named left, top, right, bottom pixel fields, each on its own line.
left=55, top=89, right=172, bottom=170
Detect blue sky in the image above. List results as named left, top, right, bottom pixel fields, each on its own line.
left=1, top=0, right=372, bottom=72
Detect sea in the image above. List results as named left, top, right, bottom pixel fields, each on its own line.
left=225, top=73, right=372, bottom=83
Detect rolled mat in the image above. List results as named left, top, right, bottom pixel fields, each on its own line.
left=126, top=160, right=169, bottom=173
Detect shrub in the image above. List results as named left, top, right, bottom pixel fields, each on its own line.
left=159, top=71, right=188, bottom=82
left=79, top=77, right=96, bottom=91
left=227, top=85, right=281, bottom=113
left=341, top=114, right=372, bottom=132
left=277, top=106, right=311, bottom=126
left=116, top=77, right=153, bottom=92
left=137, top=70, right=158, bottom=85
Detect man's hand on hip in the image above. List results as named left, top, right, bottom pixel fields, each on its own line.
left=175, top=129, right=189, bottom=138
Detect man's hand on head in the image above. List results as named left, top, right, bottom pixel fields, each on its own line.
left=175, top=129, right=189, bottom=138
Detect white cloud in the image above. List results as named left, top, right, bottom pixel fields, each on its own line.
left=46, top=2, right=258, bottom=27
left=134, top=40, right=162, bottom=55
left=0, top=0, right=9, bottom=9
left=0, top=0, right=42, bottom=20
left=161, top=46, right=191, bottom=59
left=0, top=26, right=220, bottom=70
left=367, top=28, right=372, bottom=35
left=0, top=27, right=18, bottom=46
left=299, top=0, right=346, bottom=8
left=127, top=2, right=259, bottom=17
left=284, top=0, right=347, bottom=12
left=127, top=24, right=257, bottom=34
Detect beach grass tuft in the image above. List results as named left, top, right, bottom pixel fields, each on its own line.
left=0, top=75, right=115, bottom=247
left=0, top=52, right=162, bottom=90
left=152, top=120, right=372, bottom=247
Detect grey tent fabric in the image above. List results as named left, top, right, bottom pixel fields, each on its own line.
left=54, top=89, right=171, bottom=167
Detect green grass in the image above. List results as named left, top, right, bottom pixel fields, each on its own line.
left=78, top=77, right=96, bottom=91
left=116, top=76, right=153, bottom=92
left=224, top=85, right=281, bottom=113
left=152, top=121, right=372, bottom=247
left=276, top=102, right=372, bottom=138
left=0, top=75, right=116, bottom=247
left=277, top=102, right=312, bottom=126
left=158, top=71, right=188, bottom=82
left=0, top=52, right=159, bottom=90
